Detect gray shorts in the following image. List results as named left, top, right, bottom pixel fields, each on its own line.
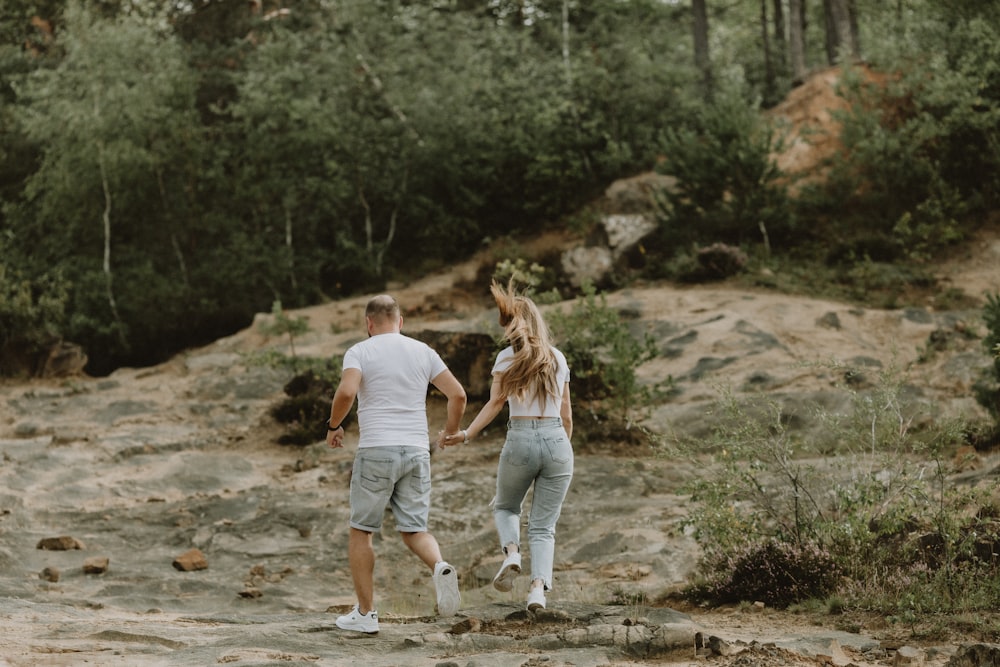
left=349, top=446, right=431, bottom=533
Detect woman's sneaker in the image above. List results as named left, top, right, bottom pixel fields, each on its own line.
left=526, top=586, right=546, bottom=611
left=335, top=605, right=379, bottom=634
left=433, top=561, right=461, bottom=616
left=492, top=551, right=522, bottom=592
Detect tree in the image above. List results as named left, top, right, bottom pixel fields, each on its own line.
left=692, top=0, right=712, bottom=100
left=11, top=2, right=204, bottom=370
left=789, top=0, right=808, bottom=83
left=823, top=0, right=859, bottom=64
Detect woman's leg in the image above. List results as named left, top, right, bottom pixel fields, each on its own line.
left=493, top=429, right=538, bottom=553
left=525, top=431, right=574, bottom=591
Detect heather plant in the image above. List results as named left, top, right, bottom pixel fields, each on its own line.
left=691, top=539, right=841, bottom=609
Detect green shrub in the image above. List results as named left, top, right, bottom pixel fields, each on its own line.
left=0, top=264, right=68, bottom=376
left=258, top=300, right=311, bottom=363
left=673, top=362, right=997, bottom=614
left=652, top=91, right=791, bottom=258
left=974, top=292, right=1000, bottom=420
left=546, top=281, right=659, bottom=423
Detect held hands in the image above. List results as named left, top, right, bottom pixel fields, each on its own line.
left=437, top=429, right=469, bottom=449
left=326, top=426, right=345, bottom=449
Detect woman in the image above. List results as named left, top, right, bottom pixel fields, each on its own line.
left=440, top=279, right=573, bottom=611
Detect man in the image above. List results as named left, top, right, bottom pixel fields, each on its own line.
left=326, top=294, right=467, bottom=634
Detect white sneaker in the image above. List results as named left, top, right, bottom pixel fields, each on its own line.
left=335, top=605, right=379, bottom=634
left=492, top=551, right=522, bottom=592
left=433, top=561, right=461, bottom=616
left=527, top=586, right=546, bottom=611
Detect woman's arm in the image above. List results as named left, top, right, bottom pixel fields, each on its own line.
left=560, top=382, right=572, bottom=441
left=441, top=375, right=506, bottom=447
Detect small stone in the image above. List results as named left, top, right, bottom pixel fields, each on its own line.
left=448, top=617, right=480, bottom=634
left=893, top=645, right=924, bottom=666
left=172, top=548, right=208, bottom=572
left=82, top=556, right=109, bottom=574
left=39, top=566, right=60, bottom=582
left=238, top=587, right=262, bottom=598
left=37, top=536, right=85, bottom=551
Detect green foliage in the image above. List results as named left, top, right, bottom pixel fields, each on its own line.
left=652, top=91, right=791, bottom=260
left=0, top=263, right=67, bottom=373
left=674, top=362, right=996, bottom=612
left=974, top=292, right=1000, bottom=419
left=546, top=282, right=658, bottom=422
left=492, top=258, right=561, bottom=304
left=258, top=300, right=310, bottom=362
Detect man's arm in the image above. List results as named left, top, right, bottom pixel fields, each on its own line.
left=327, top=368, right=361, bottom=449
left=430, top=369, right=467, bottom=438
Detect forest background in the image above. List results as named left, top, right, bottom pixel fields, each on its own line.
left=1, top=0, right=998, bottom=378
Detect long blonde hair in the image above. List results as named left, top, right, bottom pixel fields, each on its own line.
left=491, top=279, right=560, bottom=410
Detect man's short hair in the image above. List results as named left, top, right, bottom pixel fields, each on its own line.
left=366, top=295, right=400, bottom=323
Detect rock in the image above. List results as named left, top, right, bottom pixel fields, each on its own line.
left=709, top=634, right=735, bottom=656
left=894, top=645, right=924, bottom=665
left=37, top=536, right=85, bottom=551
left=560, top=246, right=614, bottom=288
left=409, top=331, right=497, bottom=400
left=946, top=643, right=1000, bottom=666
left=172, top=548, right=208, bottom=572
left=39, top=566, right=59, bottom=582
left=40, top=341, right=88, bottom=378
left=448, top=617, right=480, bottom=634
left=82, top=556, right=109, bottom=574
left=603, top=214, right=658, bottom=255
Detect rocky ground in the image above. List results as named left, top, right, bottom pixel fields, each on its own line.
left=0, top=215, right=998, bottom=666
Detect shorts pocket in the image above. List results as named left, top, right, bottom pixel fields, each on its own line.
left=408, top=454, right=432, bottom=495
left=358, top=455, right=393, bottom=493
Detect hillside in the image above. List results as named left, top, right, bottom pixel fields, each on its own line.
left=0, top=69, right=998, bottom=667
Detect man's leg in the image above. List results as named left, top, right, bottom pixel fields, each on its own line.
left=401, top=530, right=443, bottom=568
left=348, top=527, right=376, bottom=614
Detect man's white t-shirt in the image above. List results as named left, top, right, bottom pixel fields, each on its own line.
left=491, top=345, right=570, bottom=418
left=343, top=332, right=448, bottom=449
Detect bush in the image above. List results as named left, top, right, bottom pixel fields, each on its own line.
left=672, top=362, right=996, bottom=615
left=546, top=281, right=659, bottom=423
left=652, top=91, right=791, bottom=258
left=0, top=264, right=68, bottom=376
left=974, top=292, right=1000, bottom=420
left=693, top=539, right=841, bottom=608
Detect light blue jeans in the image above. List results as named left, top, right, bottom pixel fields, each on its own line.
left=494, top=418, right=574, bottom=591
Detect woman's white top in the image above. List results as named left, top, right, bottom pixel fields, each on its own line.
left=491, top=346, right=570, bottom=418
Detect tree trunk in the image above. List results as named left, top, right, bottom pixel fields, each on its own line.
left=692, top=0, right=712, bottom=101
left=772, top=0, right=787, bottom=75
left=562, top=0, right=571, bottom=92
left=823, top=0, right=858, bottom=64
left=788, top=0, right=807, bottom=84
left=96, top=140, right=126, bottom=347
left=760, top=0, right=774, bottom=101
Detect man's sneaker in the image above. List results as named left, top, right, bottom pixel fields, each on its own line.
left=526, top=586, right=546, bottom=611
left=433, top=561, right=461, bottom=616
left=491, top=551, right=522, bottom=592
left=335, top=605, right=379, bottom=634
